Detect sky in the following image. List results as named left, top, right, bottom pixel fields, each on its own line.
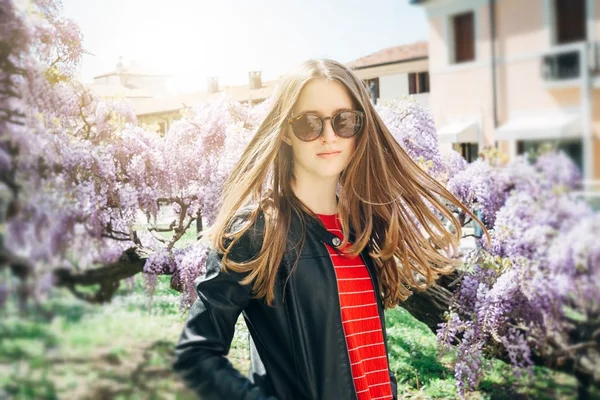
left=61, top=0, right=428, bottom=93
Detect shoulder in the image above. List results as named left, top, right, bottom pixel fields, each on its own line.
left=224, top=205, right=266, bottom=261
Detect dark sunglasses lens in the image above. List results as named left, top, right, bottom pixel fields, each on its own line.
left=292, top=114, right=322, bottom=141
left=333, top=111, right=363, bottom=137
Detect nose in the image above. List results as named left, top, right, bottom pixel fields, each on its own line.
left=321, top=117, right=337, bottom=143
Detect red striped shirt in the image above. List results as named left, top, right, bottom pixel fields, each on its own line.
left=317, top=213, right=393, bottom=400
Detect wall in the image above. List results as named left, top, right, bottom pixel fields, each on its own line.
left=379, top=73, right=410, bottom=103
left=353, top=60, right=430, bottom=107
left=123, top=75, right=168, bottom=96
left=424, top=0, right=600, bottom=178
left=426, top=1, right=495, bottom=145
left=352, top=59, right=429, bottom=80
left=137, top=111, right=181, bottom=134
left=593, top=90, right=600, bottom=178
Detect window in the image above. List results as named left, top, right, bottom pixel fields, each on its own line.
left=408, top=72, right=430, bottom=94
left=542, top=51, right=581, bottom=80
left=453, top=12, right=475, bottom=63
left=554, top=0, right=586, bottom=44
left=158, top=121, right=167, bottom=135
left=419, top=72, right=430, bottom=93
left=454, top=143, right=479, bottom=163
left=517, top=139, right=583, bottom=172
left=365, top=78, right=380, bottom=104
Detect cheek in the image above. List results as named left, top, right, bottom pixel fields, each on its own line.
left=338, top=140, right=356, bottom=170
left=345, top=139, right=357, bottom=159
left=291, top=141, right=314, bottom=163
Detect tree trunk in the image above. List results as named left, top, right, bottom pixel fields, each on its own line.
left=400, top=272, right=459, bottom=332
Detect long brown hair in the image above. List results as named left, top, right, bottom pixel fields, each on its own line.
left=207, top=59, right=488, bottom=309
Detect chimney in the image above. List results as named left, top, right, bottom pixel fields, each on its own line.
left=207, top=77, right=219, bottom=94
left=249, top=71, right=262, bottom=89
left=116, top=56, right=124, bottom=74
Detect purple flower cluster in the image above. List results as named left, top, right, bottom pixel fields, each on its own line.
left=440, top=155, right=598, bottom=395
left=376, top=100, right=446, bottom=178
left=535, top=150, right=583, bottom=190
left=443, top=150, right=468, bottom=181
left=3, top=4, right=598, bottom=395
left=447, top=160, right=512, bottom=228
left=490, top=190, right=593, bottom=260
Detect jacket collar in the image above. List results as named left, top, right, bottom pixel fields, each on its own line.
left=301, top=194, right=347, bottom=247
left=301, top=208, right=380, bottom=291
left=301, top=208, right=370, bottom=255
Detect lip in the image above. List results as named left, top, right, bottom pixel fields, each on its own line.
left=317, top=151, right=341, bottom=157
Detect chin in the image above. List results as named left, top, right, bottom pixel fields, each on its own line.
left=315, top=167, right=345, bottom=179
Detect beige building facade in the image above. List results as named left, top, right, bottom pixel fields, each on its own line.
left=348, top=41, right=431, bottom=108
left=87, top=59, right=171, bottom=107
left=412, top=0, right=600, bottom=179
left=134, top=79, right=276, bottom=135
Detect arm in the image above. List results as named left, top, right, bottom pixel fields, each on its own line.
left=173, top=214, right=276, bottom=399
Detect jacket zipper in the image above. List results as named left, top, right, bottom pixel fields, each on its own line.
left=324, top=244, right=359, bottom=400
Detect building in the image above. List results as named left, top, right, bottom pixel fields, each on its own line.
left=93, top=45, right=430, bottom=137
left=90, top=61, right=276, bottom=135
left=347, top=41, right=431, bottom=108
left=134, top=73, right=276, bottom=134
left=87, top=58, right=171, bottom=106
left=411, top=0, right=600, bottom=178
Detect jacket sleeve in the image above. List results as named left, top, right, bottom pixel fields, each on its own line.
left=172, top=213, right=276, bottom=400
left=389, top=369, right=398, bottom=399
left=384, top=320, right=398, bottom=399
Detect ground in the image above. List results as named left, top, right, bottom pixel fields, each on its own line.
left=0, top=274, right=582, bottom=400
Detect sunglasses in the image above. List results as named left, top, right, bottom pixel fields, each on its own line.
left=287, top=109, right=365, bottom=142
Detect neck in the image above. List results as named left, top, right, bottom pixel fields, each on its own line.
left=292, top=172, right=339, bottom=215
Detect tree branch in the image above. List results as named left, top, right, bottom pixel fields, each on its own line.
left=400, top=273, right=599, bottom=386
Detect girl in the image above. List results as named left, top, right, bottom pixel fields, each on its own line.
left=173, top=59, right=479, bottom=400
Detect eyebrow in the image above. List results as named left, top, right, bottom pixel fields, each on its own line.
left=294, top=107, right=354, bottom=116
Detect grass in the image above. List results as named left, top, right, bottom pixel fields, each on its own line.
left=384, top=307, right=579, bottom=399
left=0, top=274, right=582, bottom=399
left=0, top=275, right=193, bottom=400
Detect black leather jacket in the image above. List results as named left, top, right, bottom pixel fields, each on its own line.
left=173, top=207, right=398, bottom=400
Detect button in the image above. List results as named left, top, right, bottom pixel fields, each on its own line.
left=332, top=237, right=342, bottom=247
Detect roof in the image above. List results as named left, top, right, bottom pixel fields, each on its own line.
left=94, top=64, right=171, bottom=79
left=134, top=92, right=210, bottom=116
left=346, top=41, right=428, bottom=69
left=495, top=113, right=582, bottom=141
left=438, top=119, right=480, bottom=143
left=134, top=80, right=278, bottom=116
left=86, top=83, right=154, bottom=99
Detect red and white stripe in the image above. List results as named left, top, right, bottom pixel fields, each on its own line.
left=318, top=214, right=393, bottom=400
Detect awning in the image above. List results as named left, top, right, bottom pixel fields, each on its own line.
left=437, top=120, right=479, bottom=143
left=495, top=113, right=581, bottom=141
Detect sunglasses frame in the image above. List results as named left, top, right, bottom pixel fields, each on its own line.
left=287, top=109, right=366, bottom=142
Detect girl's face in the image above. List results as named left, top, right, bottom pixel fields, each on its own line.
left=284, top=79, right=358, bottom=182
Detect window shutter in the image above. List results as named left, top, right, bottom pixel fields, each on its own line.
left=555, top=0, right=586, bottom=44
left=454, top=12, right=475, bottom=63
left=408, top=73, right=416, bottom=94
left=419, top=72, right=430, bottom=93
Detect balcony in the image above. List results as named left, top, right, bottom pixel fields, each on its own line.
left=541, top=41, right=600, bottom=89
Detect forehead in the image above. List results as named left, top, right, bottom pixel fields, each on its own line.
left=293, top=79, right=354, bottom=115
